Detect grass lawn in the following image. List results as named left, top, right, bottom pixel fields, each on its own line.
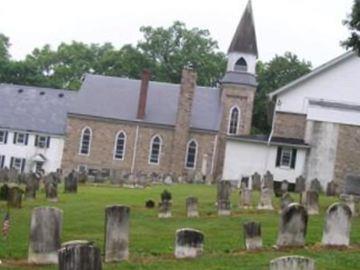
left=0, top=184, right=359, bottom=270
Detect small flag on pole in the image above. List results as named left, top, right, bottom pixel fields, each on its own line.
left=2, top=212, right=10, bottom=238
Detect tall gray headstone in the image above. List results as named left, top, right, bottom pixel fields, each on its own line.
left=28, top=207, right=62, bottom=264
left=243, top=222, right=262, bottom=250
left=58, top=241, right=102, bottom=270
left=186, top=197, right=199, bottom=218
left=25, top=173, right=38, bottom=200
left=45, top=174, right=58, bottom=202
left=269, top=256, right=315, bottom=270
left=239, top=188, right=252, bottom=209
left=309, top=178, right=322, bottom=193
left=7, top=186, right=23, bottom=208
left=322, top=203, right=352, bottom=247
left=281, top=180, right=289, bottom=193
left=175, top=228, right=204, bottom=259
left=306, top=191, right=319, bottom=215
left=65, top=170, right=78, bottom=193
left=276, top=203, right=308, bottom=248
left=104, top=205, right=130, bottom=262
left=217, top=181, right=231, bottom=216
left=263, top=171, right=274, bottom=190
left=295, top=176, right=306, bottom=193
left=251, top=172, right=261, bottom=191
left=158, top=200, right=172, bottom=218
left=326, top=181, right=338, bottom=196
left=257, top=188, right=273, bottom=210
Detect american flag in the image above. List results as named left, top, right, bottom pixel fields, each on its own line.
left=2, top=212, right=10, bottom=238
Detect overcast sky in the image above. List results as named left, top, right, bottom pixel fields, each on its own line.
left=0, top=0, right=354, bottom=67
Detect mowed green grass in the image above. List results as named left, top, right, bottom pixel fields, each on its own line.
left=0, top=184, right=360, bottom=270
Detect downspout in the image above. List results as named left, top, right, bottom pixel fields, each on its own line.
left=210, top=134, right=219, bottom=176
left=131, top=125, right=139, bottom=174
left=264, top=96, right=278, bottom=172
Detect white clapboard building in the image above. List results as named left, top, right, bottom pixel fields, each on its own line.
left=0, top=84, right=76, bottom=173
left=223, top=51, right=360, bottom=189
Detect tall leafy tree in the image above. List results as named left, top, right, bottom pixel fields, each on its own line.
left=252, top=52, right=312, bottom=134
left=343, top=0, right=360, bottom=54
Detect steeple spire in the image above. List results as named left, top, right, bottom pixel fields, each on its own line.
left=228, top=0, right=258, bottom=58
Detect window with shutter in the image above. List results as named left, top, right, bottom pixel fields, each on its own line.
left=0, top=130, right=8, bottom=144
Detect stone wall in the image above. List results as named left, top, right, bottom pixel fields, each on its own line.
left=334, top=124, right=360, bottom=189
left=61, top=116, right=217, bottom=177
left=273, top=112, right=306, bottom=140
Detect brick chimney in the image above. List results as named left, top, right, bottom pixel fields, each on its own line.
left=137, top=69, right=151, bottom=120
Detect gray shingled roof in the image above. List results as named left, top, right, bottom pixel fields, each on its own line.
left=222, top=71, right=257, bottom=86
left=228, top=0, right=258, bottom=57
left=70, top=74, right=222, bottom=131
left=0, top=84, right=77, bottom=135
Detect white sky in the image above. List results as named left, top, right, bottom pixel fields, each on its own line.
left=0, top=0, right=354, bottom=67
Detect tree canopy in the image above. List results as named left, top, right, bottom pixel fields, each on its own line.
left=343, top=0, right=360, bottom=54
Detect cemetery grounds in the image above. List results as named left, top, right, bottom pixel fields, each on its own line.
left=0, top=184, right=360, bottom=270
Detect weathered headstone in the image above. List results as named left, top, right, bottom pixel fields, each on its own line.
left=64, top=170, right=78, bottom=193
left=280, top=193, right=294, bottom=212
left=158, top=200, right=172, bottom=218
left=239, top=188, right=252, bottom=209
left=339, top=194, right=360, bottom=217
left=175, top=228, right=204, bottom=259
left=44, top=174, right=58, bottom=202
left=186, top=197, right=199, bottom=218
left=305, top=191, right=319, bottom=215
left=251, top=172, right=261, bottom=191
left=8, top=168, right=18, bottom=182
left=274, top=182, right=283, bottom=198
left=269, top=256, right=315, bottom=270
left=344, top=174, right=360, bottom=196
left=243, top=222, right=262, bottom=250
left=58, top=241, right=102, bottom=270
left=25, top=173, right=38, bottom=200
left=263, top=171, right=274, bottom=190
left=295, top=176, right=306, bottom=193
left=104, top=205, right=130, bottom=262
left=326, top=181, right=338, bottom=196
left=7, top=186, right=23, bottom=208
left=257, top=188, right=274, bottom=210
left=217, top=181, right=231, bottom=216
left=28, top=207, right=63, bottom=264
left=0, top=184, right=9, bottom=201
left=276, top=203, right=308, bottom=248
left=309, top=178, right=322, bottom=193
left=164, top=175, right=173, bottom=185
left=281, top=180, right=289, bottom=192
left=322, top=203, right=352, bottom=247
left=0, top=168, right=9, bottom=182
left=240, top=177, right=249, bottom=189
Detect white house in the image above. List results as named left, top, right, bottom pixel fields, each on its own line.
left=223, top=51, right=360, bottom=189
left=0, top=84, right=76, bottom=174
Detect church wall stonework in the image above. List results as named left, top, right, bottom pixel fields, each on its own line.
left=273, top=112, right=307, bottom=140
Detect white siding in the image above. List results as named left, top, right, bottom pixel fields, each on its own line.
left=0, top=130, right=65, bottom=173
left=223, top=140, right=307, bottom=184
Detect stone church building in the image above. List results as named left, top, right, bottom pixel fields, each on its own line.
left=61, top=1, right=258, bottom=180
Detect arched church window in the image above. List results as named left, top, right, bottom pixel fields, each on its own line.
left=149, top=135, right=162, bottom=164
left=79, top=127, right=92, bottom=155
left=228, top=107, right=240, bottom=135
left=234, top=57, right=248, bottom=72
left=114, top=131, right=126, bottom=160
left=185, top=140, right=198, bottom=169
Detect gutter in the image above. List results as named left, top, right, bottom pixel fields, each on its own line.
left=131, top=125, right=139, bottom=174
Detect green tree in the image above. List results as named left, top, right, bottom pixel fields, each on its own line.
left=252, top=52, right=312, bottom=134
left=343, top=0, right=360, bottom=54
left=138, top=21, right=226, bottom=86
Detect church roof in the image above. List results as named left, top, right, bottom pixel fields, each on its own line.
left=228, top=0, right=258, bottom=57
left=69, top=74, right=222, bottom=132
left=0, top=84, right=76, bottom=135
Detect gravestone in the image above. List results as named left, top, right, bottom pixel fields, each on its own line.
left=7, top=186, right=23, bottom=208
left=78, top=171, right=88, bottom=183
left=58, top=240, right=102, bottom=270
left=322, top=203, right=352, bottom=247
left=326, top=181, right=338, bottom=197
left=175, top=228, right=204, bottom=259
left=281, top=180, right=289, bottom=193
left=0, top=184, right=9, bottom=201
left=269, top=256, right=315, bottom=270
left=64, top=170, right=78, bottom=193
left=8, top=168, right=18, bottom=182
left=251, top=172, right=261, bottom=191
left=164, top=175, right=173, bottom=185
left=243, top=222, right=262, bottom=250
left=25, top=173, right=38, bottom=200
left=240, top=177, right=249, bottom=189
left=257, top=188, right=274, bottom=210
left=339, top=194, right=360, bottom=217
left=309, top=178, right=322, bottom=193
left=194, top=171, right=204, bottom=184
left=344, top=174, right=360, bottom=196
left=263, top=171, right=274, bottom=190
left=44, top=174, right=58, bottom=202
left=186, top=197, right=199, bottom=218
left=276, top=203, right=308, bottom=248
left=158, top=200, right=172, bottom=218
left=274, top=182, right=283, bottom=197
left=295, top=176, right=306, bottom=193
left=104, top=205, right=130, bottom=262
left=306, top=191, right=319, bottom=215
left=217, top=181, right=231, bottom=216
left=239, top=188, right=252, bottom=209
left=280, top=193, right=294, bottom=212
left=28, top=207, right=62, bottom=264
left=0, top=168, right=9, bottom=182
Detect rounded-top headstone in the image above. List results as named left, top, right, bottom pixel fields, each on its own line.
left=186, top=197, right=199, bottom=217
left=175, top=228, right=204, bottom=259
left=322, top=203, right=352, bottom=247
left=243, top=221, right=262, bottom=250
left=104, top=205, right=130, bottom=262
left=28, top=207, right=63, bottom=264
left=269, top=256, right=315, bottom=270
left=58, top=240, right=102, bottom=270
